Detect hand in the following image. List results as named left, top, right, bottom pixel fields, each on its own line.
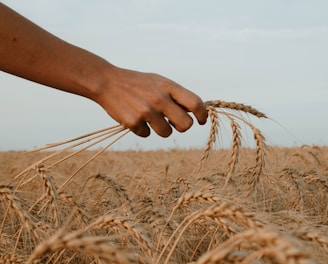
left=0, top=3, right=207, bottom=138
left=94, top=66, right=208, bottom=137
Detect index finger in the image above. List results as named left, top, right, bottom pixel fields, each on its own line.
left=170, top=86, right=208, bottom=125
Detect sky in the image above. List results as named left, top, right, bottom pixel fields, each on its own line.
left=1, top=0, right=328, bottom=151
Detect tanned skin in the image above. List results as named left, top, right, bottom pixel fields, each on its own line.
left=0, top=3, right=207, bottom=137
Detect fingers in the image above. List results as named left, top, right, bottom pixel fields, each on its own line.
left=120, top=103, right=173, bottom=138
left=128, top=85, right=207, bottom=138
left=121, top=101, right=192, bottom=138
left=124, top=119, right=172, bottom=138
left=130, top=122, right=151, bottom=138
left=149, top=115, right=173, bottom=137
left=103, top=69, right=207, bottom=138
left=168, top=84, right=208, bottom=126
left=162, top=101, right=194, bottom=132
left=128, top=97, right=205, bottom=138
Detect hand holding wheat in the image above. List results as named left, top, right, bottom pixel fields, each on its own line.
left=93, top=68, right=208, bottom=138
left=16, top=100, right=267, bottom=192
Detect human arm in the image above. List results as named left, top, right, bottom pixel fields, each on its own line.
left=0, top=3, right=207, bottom=137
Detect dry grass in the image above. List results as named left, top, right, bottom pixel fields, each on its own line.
left=1, top=100, right=327, bottom=263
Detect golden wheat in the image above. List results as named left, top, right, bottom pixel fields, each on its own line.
left=195, top=228, right=311, bottom=264
left=1, top=100, right=327, bottom=263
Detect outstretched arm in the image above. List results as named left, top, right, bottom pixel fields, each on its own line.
left=0, top=3, right=207, bottom=137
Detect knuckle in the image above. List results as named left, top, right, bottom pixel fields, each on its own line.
left=123, top=118, right=150, bottom=137
left=121, top=113, right=142, bottom=131
left=150, top=94, right=167, bottom=108
left=138, top=105, right=153, bottom=121
left=122, top=119, right=138, bottom=131
left=189, top=97, right=203, bottom=111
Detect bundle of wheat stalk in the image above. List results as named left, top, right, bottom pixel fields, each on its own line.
left=1, top=100, right=326, bottom=263
left=15, top=100, right=267, bottom=191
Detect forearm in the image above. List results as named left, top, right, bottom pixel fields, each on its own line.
left=0, top=3, right=207, bottom=138
left=0, top=3, right=111, bottom=100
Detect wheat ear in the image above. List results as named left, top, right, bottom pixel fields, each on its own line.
left=199, top=101, right=266, bottom=175
left=158, top=192, right=225, bottom=251
left=225, top=115, right=241, bottom=185
left=0, top=186, right=42, bottom=242
left=27, top=229, right=144, bottom=264
left=195, top=228, right=310, bottom=264
left=205, top=100, right=267, bottom=118
left=157, top=202, right=259, bottom=264
left=27, top=166, right=60, bottom=229
left=199, top=106, right=219, bottom=167
left=90, top=215, right=153, bottom=258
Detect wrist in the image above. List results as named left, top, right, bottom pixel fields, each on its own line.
left=72, top=56, right=117, bottom=106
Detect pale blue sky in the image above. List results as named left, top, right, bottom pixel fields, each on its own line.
left=1, top=0, right=328, bottom=150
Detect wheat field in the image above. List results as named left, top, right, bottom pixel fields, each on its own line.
left=0, top=101, right=327, bottom=263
